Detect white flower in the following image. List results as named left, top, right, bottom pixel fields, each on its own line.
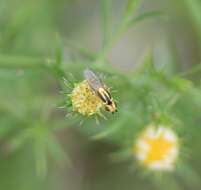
left=134, top=125, right=179, bottom=171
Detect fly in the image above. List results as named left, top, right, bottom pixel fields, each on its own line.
left=84, top=69, right=117, bottom=113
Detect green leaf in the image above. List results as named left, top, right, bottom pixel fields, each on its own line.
left=55, top=33, right=63, bottom=67
left=128, top=10, right=164, bottom=26
left=34, top=141, right=47, bottom=178
left=9, top=128, right=32, bottom=151
left=184, top=0, right=201, bottom=41
left=64, top=39, right=97, bottom=61
left=0, top=54, right=47, bottom=69
left=101, top=0, right=112, bottom=47
left=124, top=0, right=141, bottom=23
left=179, top=62, right=201, bottom=76
left=46, top=135, right=70, bottom=166
left=133, top=50, right=155, bottom=77
left=91, top=118, right=126, bottom=140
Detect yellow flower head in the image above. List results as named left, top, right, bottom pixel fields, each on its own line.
left=134, top=125, right=179, bottom=171
left=70, top=80, right=104, bottom=116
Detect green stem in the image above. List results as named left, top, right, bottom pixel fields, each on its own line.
left=101, top=0, right=111, bottom=48
left=94, top=21, right=129, bottom=66
left=179, top=63, right=201, bottom=76
left=0, top=54, right=55, bottom=69
left=95, top=0, right=141, bottom=66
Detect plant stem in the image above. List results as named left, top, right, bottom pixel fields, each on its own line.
left=94, top=21, right=130, bottom=66
left=95, top=0, right=141, bottom=66
left=0, top=54, right=55, bottom=69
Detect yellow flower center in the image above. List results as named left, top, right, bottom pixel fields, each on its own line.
left=70, top=80, right=104, bottom=116
left=134, top=125, right=179, bottom=171
left=144, top=136, right=175, bottom=164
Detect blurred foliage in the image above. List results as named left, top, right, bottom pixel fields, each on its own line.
left=0, top=0, right=201, bottom=190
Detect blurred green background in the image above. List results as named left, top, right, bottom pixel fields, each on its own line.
left=0, top=0, right=201, bottom=190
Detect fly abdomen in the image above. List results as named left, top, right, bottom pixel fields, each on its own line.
left=97, top=88, right=112, bottom=105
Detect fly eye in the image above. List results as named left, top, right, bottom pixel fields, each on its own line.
left=107, top=99, right=112, bottom=105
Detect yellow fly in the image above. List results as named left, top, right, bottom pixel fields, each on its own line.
left=84, top=69, right=117, bottom=113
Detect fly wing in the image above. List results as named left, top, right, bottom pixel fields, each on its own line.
left=84, top=69, right=103, bottom=91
